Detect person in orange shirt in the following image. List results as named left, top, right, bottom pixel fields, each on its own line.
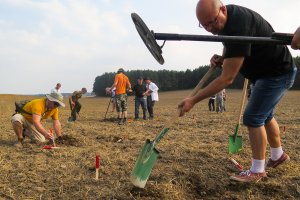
left=110, top=68, right=132, bottom=125
left=11, top=92, right=65, bottom=147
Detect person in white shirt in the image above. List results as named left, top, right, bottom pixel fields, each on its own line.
left=51, top=83, right=61, bottom=93
left=144, top=77, right=159, bottom=119
left=216, top=89, right=225, bottom=113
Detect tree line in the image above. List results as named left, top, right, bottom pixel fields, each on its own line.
left=93, top=57, right=300, bottom=96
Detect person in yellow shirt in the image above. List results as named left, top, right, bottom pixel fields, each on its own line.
left=110, top=68, right=132, bottom=125
left=11, top=92, right=65, bottom=147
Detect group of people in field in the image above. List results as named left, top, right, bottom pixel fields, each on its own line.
left=10, top=0, right=300, bottom=185
left=106, top=68, right=159, bottom=125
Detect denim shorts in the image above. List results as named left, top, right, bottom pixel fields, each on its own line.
left=243, top=67, right=297, bottom=127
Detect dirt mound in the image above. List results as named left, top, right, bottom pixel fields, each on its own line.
left=55, top=135, right=82, bottom=146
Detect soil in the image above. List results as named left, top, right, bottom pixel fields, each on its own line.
left=0, top=90, right=299, bottom=199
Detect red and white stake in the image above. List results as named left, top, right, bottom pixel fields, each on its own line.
left=50, top=128, right=56, bottom=147
left=283, top=126, right=286, bottom=134
left=230, top=158, right=244, bottom=171
left=95, top=154, right=100, bottom=180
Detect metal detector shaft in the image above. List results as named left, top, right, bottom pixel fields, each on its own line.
left=131, top=13, right=293, bottom=65
left=154, top=33, right=292, bottom=45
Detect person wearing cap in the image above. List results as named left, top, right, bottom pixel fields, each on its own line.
left=291, top=27, right=300, bottom=50
left=68, top=87, right=87, bottom=122
left=11, top=92, right=65, bottom=147
left=132, top=77, right=147, bottom=120
left=144, top=77, right=159, bottom=119
left=51, top=83, right=62, bottom=93
left=110, top=68, right=132, bottom=125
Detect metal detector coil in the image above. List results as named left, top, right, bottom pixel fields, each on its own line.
left=131, top=13, right=164, bottom=65
left=131, top=13, right=293, bottom=65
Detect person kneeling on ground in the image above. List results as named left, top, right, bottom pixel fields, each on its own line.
left=11, top=92, right=65, bottom=147
left=68, top=87, right=87, bottom=122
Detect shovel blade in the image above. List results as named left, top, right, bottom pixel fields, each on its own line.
left=130, top=139, right=160, bottom=188
left=228, top=135, right=243, bottom=154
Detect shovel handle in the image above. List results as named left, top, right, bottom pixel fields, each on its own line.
left=237, top=79, right=249, bottom=124
left=150, top=67, right=216, bottom=150
left=233, top=78, right=248, bottom=139
left=187, top=67, right=216, bottom=98
left=152, top=127, right=170, bottom=147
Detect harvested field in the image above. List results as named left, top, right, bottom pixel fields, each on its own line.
left=0, top=90, right=299, bottom=199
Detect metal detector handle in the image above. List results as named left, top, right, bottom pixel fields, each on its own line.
left=154, top=32, right=293, bottom=45
left=234, top=79, right=248, bottom=139
left=104, top=97, right=112, bottom=119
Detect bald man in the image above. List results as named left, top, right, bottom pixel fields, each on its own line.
left=178, top=0, right=297, bottom=183
left=291, top=27, right=300, bottom=50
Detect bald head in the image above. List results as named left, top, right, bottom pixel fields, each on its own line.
left=196, top=0, right=221, bottom=19
left=196, top=0, right=226, bottom=34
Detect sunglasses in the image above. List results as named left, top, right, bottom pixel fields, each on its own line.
left=53, top=102, right=60, bottom=107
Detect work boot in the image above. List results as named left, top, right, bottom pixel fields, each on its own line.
left=68, top=117, right=75, bottom=122
left=14, top=138, right=24, bottom=148
left=118, top=118, right=123, bottom=125
left=123, top=118, right=127, bottom=124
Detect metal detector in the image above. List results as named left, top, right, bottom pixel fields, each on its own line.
left=131, top=13, right=294, bottom=65
left=104, top=97, right=112, bottom=119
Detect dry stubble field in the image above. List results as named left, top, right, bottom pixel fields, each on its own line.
left=0, top=90, right=299, bottom=200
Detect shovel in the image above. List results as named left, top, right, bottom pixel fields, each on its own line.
left=131, top=67, right=215, bottom=188
left=229, top=78, right=248, bottom=154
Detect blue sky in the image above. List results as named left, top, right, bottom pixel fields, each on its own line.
left=0, top=0, right=299, bottom=94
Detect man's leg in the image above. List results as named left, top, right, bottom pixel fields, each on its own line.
left=151, top=101, right=156, bottom=118
left=141, top=98, right=147, bottom=120
left=265, top=118, right=289, bottom=168
left=115, top=94, right=122, bottom=123
left=75, top=101, right=82, bottom=114
left=265, top=118, right=281, bottom=148
left=68, top=99, right=76, bottom=121
left=134, top=98, right=140, bottom=119
left=12, top=121, right=24, bottom=144
left=71, top=106, right=77, bottom=121
left=122, top=94, right=128, bottom=123
left=147, top=97, right=154, bottom=119
left=248, top=126, right=267, bottom=160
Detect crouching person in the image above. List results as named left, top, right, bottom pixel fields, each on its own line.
left=11, top=92, right=65, bottom=147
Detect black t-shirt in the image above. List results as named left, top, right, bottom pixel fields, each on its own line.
left=133, top=84, right=146, bottom=98
left=219, top=5, right=294, bottom=80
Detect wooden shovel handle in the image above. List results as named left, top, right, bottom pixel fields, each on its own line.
left=187, top=67, right=215, bottom=98
left=237, top=79, right=249, bottom=124
left=165, top=67, right=216, bottom=129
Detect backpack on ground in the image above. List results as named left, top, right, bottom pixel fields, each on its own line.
left=15, top=100, right=32, bottom=115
